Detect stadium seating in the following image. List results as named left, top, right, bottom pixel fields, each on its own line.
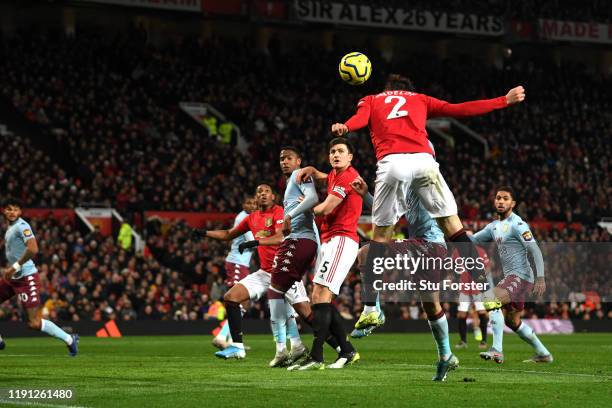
left=1, top=32, right=609, bottom=223
left=0, top=29, right=609, bottom=322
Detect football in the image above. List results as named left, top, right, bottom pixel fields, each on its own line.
left=339, top=52, right=372, bottom=85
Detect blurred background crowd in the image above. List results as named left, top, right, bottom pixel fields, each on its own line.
left=0, top=0, right=609, bottom=324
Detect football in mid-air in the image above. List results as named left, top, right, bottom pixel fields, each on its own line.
left=339, top=52, right=371, bottom=85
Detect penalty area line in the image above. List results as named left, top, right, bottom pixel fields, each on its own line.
left=396, top=364, right=611, bottom=379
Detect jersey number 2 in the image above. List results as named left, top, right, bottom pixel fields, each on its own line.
left=385, top=96, right=408, bottom=119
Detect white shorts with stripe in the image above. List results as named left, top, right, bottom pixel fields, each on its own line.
left=457, top=292, right=485, bottom=312
left=373, top=153, right=458, bottom=226
left=313, top=236, right=359, bottom=295
left=238, top=270, right=309, bottom=305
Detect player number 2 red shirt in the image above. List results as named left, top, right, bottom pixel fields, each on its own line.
left=345, top=90, right=508, bottom=161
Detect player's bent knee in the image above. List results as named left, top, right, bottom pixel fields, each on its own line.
left=312, top=284, right=333, bottom=304
left=505, top=314, right=521, bottom=330
left=292, top=301, right=311, bottom=319
left=224, top=284, right=248, bottom=303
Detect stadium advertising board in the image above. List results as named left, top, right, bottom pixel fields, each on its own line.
left=294, top=0, right=504, bottom=36
left=539, top=19, right=612, bottom=44
left=75, top=0, right=202, bottom=12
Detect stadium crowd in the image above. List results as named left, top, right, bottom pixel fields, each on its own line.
left=0, top=27, right=609, bottom=323
left=0, top=215, right=608, bottom=323
left=1, top=32, right=609, bottom=224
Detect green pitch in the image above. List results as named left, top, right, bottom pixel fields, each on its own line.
left=0, top=333, right=610, bottom=408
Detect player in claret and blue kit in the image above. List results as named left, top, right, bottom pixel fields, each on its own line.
left=212, top=196, right=257, bottom=350
left=0, top=198, right=78, bottom=356
left=472, top=187, right=553, bottom=364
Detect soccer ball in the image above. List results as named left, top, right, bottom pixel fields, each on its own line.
left=339, top=52, right=372, bottom=85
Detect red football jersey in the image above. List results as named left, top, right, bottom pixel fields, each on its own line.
left=344, top=91, right=508, bottom=161
left=235, top=204, right=284, bottom=272
left=320, top=166, right=363, bottom=244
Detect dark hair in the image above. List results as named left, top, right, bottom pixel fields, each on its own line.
left=4, top=197, right=23, bottom=209
left=280, top=146, right=302, bottom=158
left=384, top=74, right=415, bottom=91
left=255, top=182, right=275, bottom=193
left=496, top=186, right=515, bottom=200
left=328, top=137, right=354, bottom=154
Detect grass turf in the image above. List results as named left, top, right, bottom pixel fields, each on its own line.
left=0, top=333, right=610, bottom=408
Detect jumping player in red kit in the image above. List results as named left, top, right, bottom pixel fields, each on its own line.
left=332, top=74, right=525, bottom=309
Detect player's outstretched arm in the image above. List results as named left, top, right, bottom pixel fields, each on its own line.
left=331, top=123, right=349, bottom=136
left=427, top=86, right=525, bottom=118
left=470, top=225, right=494, bottom=243
left=505, top=86, right=526, bottom=105
left=297, top=166, right=328, bottom=184
left=332, top=96, right=371, bottom=135
left=199, top=227, right=244, bottom=242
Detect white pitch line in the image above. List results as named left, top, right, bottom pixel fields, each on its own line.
left=0, top=355, right=46, bottom=357
left=395, top=363, right=611, bottom=379
left=0, top=400, right=90, bottom=408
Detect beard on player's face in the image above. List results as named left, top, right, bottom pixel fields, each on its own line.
left=494, top=198, right=514, bottom=217
left=3, top=207, right=20, bottom=222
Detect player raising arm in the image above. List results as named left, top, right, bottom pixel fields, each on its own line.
left=194, top=183, right=309, bottom=363
left=472, top=187, right=552, bottom=364
left=331, top=74, right=525, bottom=301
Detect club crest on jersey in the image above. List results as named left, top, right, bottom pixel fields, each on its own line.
left=502, top=224, right=509, bottom=232
left=23, top=229, right=32, bottom=237
left=332, top=185, right=347, bottom=198
left=522, top=231, right=533, bottom=241
left=265, top=218, right=273, bottom=227
left=255, top=230, right=271, bottom=238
